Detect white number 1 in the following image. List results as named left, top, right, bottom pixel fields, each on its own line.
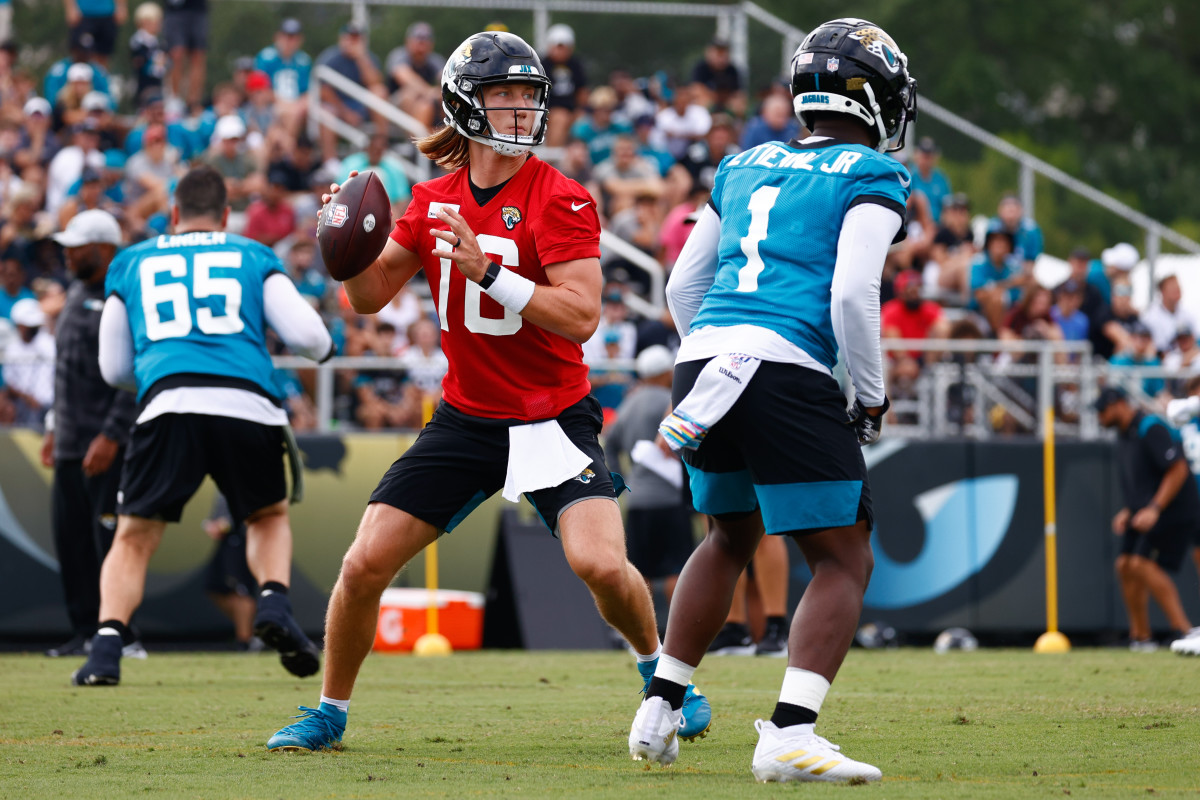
left=735, top=185, right=781, bottom=293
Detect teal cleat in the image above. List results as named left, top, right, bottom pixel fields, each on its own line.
left=267, top=703, right=346, bottom=752
left=638, top=659, right=713, bottom=742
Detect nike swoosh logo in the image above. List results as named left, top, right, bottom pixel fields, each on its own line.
left=571, top=201, right=591, bottom=211
left=897, top=173, right=911, bottom=188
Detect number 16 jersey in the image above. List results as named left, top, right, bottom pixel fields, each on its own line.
left=391, top=155, right=601, bottom=421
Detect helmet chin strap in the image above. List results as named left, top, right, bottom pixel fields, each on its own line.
left=861, top=83, right=888, bottom=152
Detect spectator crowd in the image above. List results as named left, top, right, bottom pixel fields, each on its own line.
left=0, top=13, right=1192, bottom=436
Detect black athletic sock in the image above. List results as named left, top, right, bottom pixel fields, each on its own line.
left=771, top=701, right=818, bottom=728
left=260, top=581, right=288, bottom=596
left=647, top=676, right=687, bottom=711
left=98, top=619, right=134, bottom=646
left=765, top=615, right=787, bottom=634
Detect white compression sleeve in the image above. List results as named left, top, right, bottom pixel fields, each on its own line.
left=665, top=203, right=721, bottom=334
left=98, top=296, right=137, bottom=391
left=829, top=203, right=903, bottom=409
left=263, top=272, right=334, bottom=362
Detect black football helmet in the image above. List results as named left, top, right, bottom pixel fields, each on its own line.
left=441, top=31, right=551, bottom=156
left=790, top=18, right=917, bottom=152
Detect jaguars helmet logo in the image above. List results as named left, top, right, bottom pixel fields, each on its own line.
left=574, top=468, right=596, bottom=484
left=501, top=205, right=522, bottom=230
left=848, top=26, right=902, bottom=73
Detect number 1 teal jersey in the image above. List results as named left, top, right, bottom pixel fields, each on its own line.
left=105, top=231, right=285, bottom=402
left=689, top=139, right=911, bottom=370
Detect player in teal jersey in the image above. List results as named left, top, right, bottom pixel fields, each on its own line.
left=71, top=166, right=334, bottom=686
left=630, top=19, right=915, bottom=782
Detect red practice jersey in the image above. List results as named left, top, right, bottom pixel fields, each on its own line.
left=391, top=156, right=601, bottom=420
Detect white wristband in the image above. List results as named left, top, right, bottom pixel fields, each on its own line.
left=484, top=266, right=535, bottom=313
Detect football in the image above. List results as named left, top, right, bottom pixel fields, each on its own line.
left=317, top=171, right=392, bottom=281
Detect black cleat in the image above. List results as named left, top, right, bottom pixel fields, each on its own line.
left=71, top=632, right=122, bottom=686
left=46, top=634, right=91, bottom=658
left=708, top=622, right=755, bottom=655
left=254, top=592, right=321, bottom=678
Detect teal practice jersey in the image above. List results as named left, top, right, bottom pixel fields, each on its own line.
left=105, top=231, right=285, bottom=402
left=689, top=139, right=911, bottom=370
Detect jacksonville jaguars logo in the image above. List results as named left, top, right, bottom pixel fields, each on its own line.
left=501, top=205, right=522, bottom=230
left=574, top=468, right=596, bottom=484
left=848, top=27, right=902, bottom=73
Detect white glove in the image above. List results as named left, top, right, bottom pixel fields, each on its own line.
left=1166, top=396, right=1200, bottom=427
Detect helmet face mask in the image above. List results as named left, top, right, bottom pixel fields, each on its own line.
left=790, top=18, right=917, bottom=153
left=441, top=32, right=552, bottom=157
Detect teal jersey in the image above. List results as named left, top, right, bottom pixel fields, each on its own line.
left=105, top=231, right=285, bottom=402
left=689, top=140, right=910, bottom=370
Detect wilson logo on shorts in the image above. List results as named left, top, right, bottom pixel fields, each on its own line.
left=325, top=203, right=349, bottom=228
left=574, top=468, right=596, bottom=484
left=501, top=205, right=522, bottom=230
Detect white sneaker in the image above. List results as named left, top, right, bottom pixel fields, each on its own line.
left=122, top=640, right=148, bottom=659
left=1170, top=628, right=1200, bottom=655
left=1129, top=639, right=1159, bottom=653
left=751, top=720, right=882, bottom=783
left=629, top=696, right=682, bottom=766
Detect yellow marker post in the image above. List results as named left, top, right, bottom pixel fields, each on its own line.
left=1035, top=406, right=1070, bottom=653
left=413, top=396, right=452, bottom=657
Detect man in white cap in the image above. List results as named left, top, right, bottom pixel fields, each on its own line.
left=200, top=115, right=262, bottom=231
left=2, top=297, right=55, bottom=427
left=17, top=97, right=58, bottom=174
left=541, top=23, right=588, bottom=147
left=42, top=209, right=140, bottom=659
left=604, top=345, right=695, bottom=605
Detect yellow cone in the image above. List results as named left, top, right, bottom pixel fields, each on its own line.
left=413, top=632, right=452, bottom=657
left=1033, top=631, right=1070, bottom=653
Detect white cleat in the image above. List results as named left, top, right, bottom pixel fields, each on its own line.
left=750, top=720, right=882, bottom=783
left=629, top=696, right=682, bottom=766
left=1170, top=627, right=1200, bottom=655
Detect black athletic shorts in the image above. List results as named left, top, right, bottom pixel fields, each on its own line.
left=626, top=504, right=696, bottom=580
left=1121, top=522, right=1191, bottom=573
left=204, top=528, right=257, bottom=596
left=118, top=414, right=287, bottom=523
left=69, top=17, right=118, bottom=56
left=673, top=359, right=872, bottom=536
left=164, top=8, right=208, bottom=51
left=369, top=395, right=625, bottom=536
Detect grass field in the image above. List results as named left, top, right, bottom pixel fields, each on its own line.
left=1, top=647, right=1198, bottom=799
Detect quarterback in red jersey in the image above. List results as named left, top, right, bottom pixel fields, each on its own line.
left=266, top=31, right=710, bottom=754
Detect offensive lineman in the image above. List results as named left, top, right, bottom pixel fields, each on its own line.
left=266, top=31, right=709, bottom=752
left=72, top=166, right=333, bottom=685
left=629, top=18, right=917, bottom=782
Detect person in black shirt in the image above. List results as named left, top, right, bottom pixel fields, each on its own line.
left=689, top=38, right=745, bottom=116
left=541, top=23, right=587, bottom=147
left=41, top=209, right=137, bottom=657
left=1096, top=385, right=1198, bottom=650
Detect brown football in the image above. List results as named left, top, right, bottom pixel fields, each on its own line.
left=317, top=171, right=392, bottom=281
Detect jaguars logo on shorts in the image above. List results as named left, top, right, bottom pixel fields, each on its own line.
left=574, top=468, right=595, bottom=484
left=501, top=205, right=522, bottom=230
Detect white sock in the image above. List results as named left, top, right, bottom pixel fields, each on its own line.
left=653, top=654, right=696, bottom=687
left=779, top=667, right=830, bottom=714
left=320, top=695, right=350, bottom=713
left=635, top=641, right=663, bottom=663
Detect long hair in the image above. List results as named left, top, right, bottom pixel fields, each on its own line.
left=415, top=124, right=470, bottom=171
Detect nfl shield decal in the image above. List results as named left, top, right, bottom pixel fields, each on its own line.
left=325, top=203, right=349, bottom=228
left=826, top=57, right=840, bottom=72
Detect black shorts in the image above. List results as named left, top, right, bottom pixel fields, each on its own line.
left=1121, top=522, right=1191, bottom=573
left=673, top=359, right=872, bottom=536
left=204, top=528, right=257, bottom=596
left=164, top=8, right=208, bottom=51
left=70, top=16, right=117, bottom=56
left=369, top=395, right=624, bottom=536
left=626, top=505, right=696, bottom=580
left=118, top=414, right=287, bottom=524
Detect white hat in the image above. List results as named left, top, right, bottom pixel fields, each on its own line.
left=23, top=96, right=51, bottom=117
left=67, top=62, right=94, bottom=83
left=53, top=209, right=123, bottom=248
left=1101, top=242, right=1139, bottom=271
left=636, top=345, right=675, bottom=379
left=81, top=90, right=110, bottom=112
left=10, top=298, right=45, bottom=328
left=546, top=23, right=575, bottom=47
left=215, top=114, right=246, bottom=141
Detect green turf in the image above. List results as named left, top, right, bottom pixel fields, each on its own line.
left=1, top=647, right=1198, bottom=798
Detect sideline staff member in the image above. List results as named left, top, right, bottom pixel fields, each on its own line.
left=1096, top=385, right=1197, bottom=650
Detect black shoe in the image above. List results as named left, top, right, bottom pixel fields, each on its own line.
left=254, top=592, right=321, bottom=678
left=755, top=620, right=788, bottom=657
left=708, top=622, right=755, bottom=655
left=46, top=634, right=92, bottom=658
left=71, top=632, right=122, bottom=686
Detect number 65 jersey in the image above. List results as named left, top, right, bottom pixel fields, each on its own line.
left=391, top=155, right=601, bottom=421
left=105, top=231, right=284, bottom=403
